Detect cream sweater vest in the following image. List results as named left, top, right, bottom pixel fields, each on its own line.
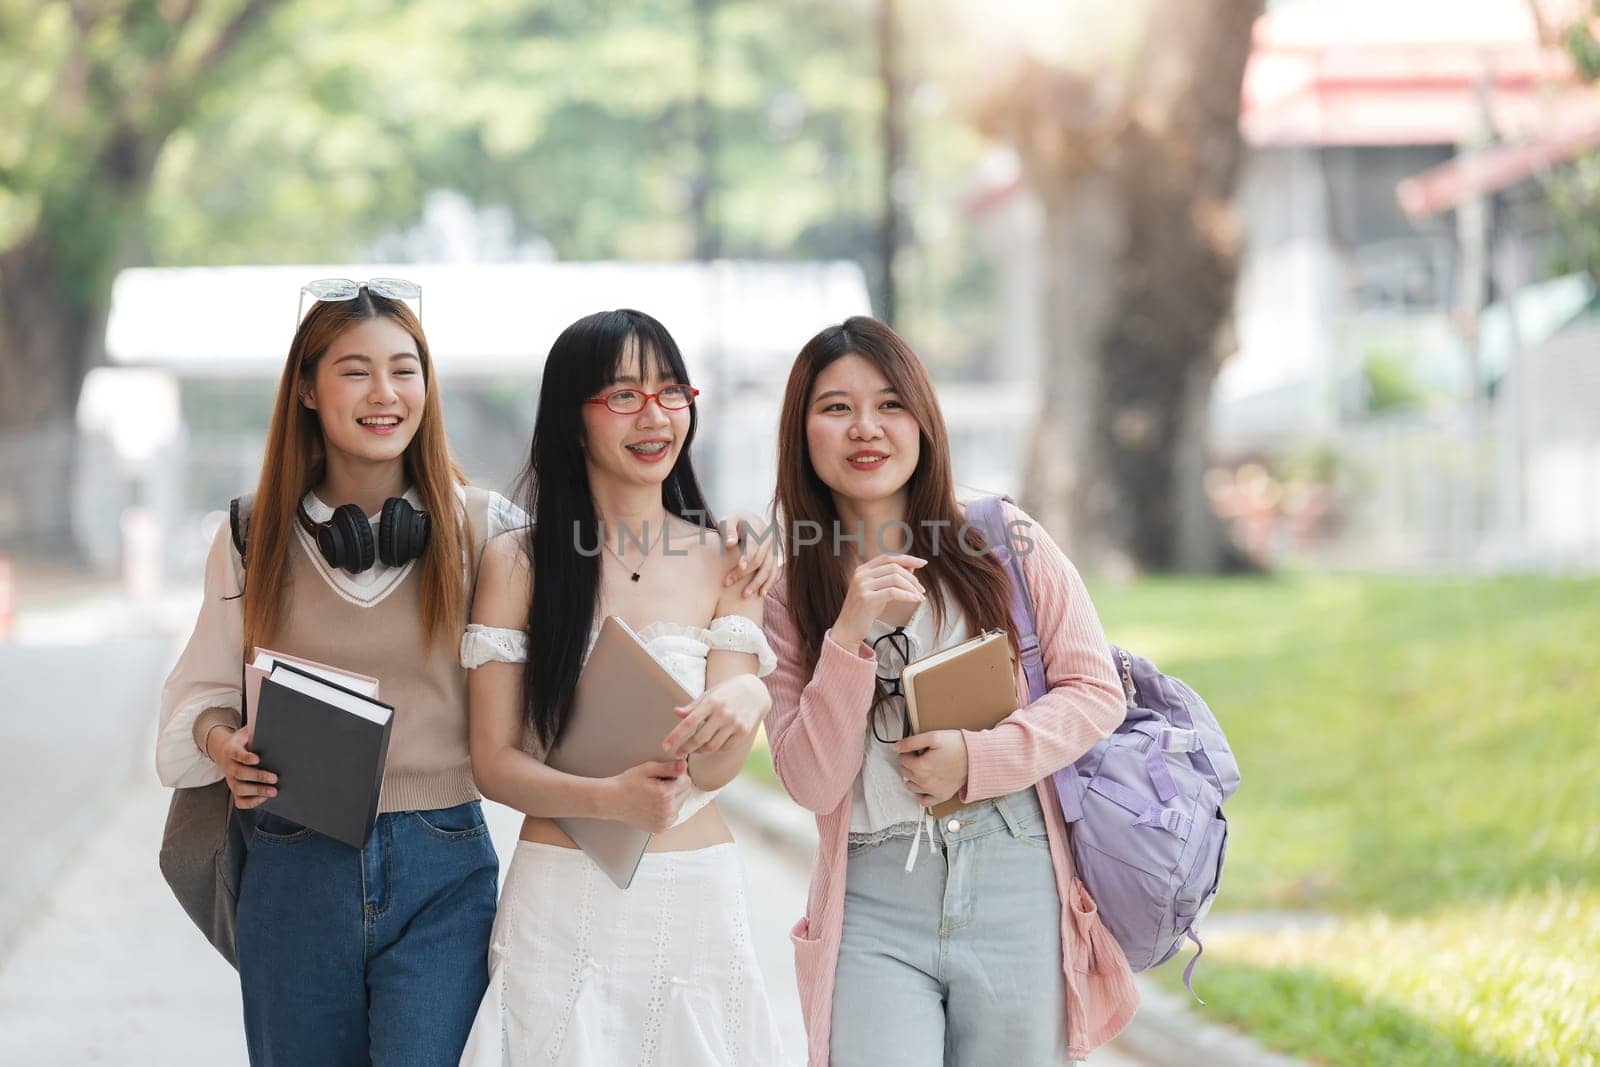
left=194, top=486, right=492, bottom=813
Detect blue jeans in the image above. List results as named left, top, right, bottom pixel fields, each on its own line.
left=831, top=788, right=1070, bottom=1066
left=236, top=801, right=499, bottom=1066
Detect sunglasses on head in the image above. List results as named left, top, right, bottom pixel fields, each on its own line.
left=297, top=277, right=422, bottom=328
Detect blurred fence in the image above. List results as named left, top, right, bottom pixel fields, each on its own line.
left=1272, top=404, right=1600, bottom=572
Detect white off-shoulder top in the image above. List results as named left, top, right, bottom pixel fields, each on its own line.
left=460, top=616, right=777, bottom=827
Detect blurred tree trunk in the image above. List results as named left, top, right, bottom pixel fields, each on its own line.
left=0, top=237, right=104, bottom=555
left=0, top=1, right=284, bottom=554
left=976, top=0, right=1263, bottom=572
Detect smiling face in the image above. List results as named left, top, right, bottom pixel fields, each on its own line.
left=580, top=334, right=693, bottom=491
left=805, top=353, right=921, bottom=508
left=299, top=315, right=426, bottom=466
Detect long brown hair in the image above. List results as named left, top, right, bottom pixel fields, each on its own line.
left=774, top=316, right=1016, bottom=671
left=242, top=290, right=467, bottom=657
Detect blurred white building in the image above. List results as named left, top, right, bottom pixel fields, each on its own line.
left=88, top=260, right=871, bottom=574
left=968, top=0, right=1600, bottom=570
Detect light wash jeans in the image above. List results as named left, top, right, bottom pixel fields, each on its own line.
left=831, top=787, right=1070, bottom=1066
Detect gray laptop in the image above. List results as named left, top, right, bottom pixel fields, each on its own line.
left=546, top=615, right=694, bottom=889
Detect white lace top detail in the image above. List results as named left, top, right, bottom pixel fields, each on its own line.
left=460, top=618, right=776, bottom=681
left=460, top=616, right=777, bottom=828
left=611, top=616, right=778, bottom=681
left=460, top=623, right=528, bottom=669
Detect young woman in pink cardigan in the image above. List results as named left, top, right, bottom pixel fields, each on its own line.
left=762, top=317, right=1140, bottom=1066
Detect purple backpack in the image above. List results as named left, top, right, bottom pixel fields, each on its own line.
left=967, top=497, right=1238, bottom=998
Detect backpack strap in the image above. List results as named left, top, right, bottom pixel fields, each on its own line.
left=229, top=493, right=255, bottom=571
left=967, top=494, right=1088, bottom=825
left=966, top=495, right=1046, bottom=702
left=226, top=494, right=255, bottom=729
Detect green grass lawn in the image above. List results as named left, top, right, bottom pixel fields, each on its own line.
left=747, top=573, right=1600, bottom=1065
left=1102, top=574, right=1600, bottom=1066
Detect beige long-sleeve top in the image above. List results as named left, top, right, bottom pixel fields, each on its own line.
left=156, top=484, right=522, bottom=812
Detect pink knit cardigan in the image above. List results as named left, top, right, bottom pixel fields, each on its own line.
left=761, top=500, right=1140, bottom=1065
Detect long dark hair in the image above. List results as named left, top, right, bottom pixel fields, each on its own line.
left=774, top=316, right=1016, bottom=672
left=518, top=309, right=714, bottom=750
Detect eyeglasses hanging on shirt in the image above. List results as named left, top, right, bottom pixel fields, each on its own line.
left=870, top=626, right=912, bottom=744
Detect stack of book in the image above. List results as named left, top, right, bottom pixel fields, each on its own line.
left=902, top=629, right=1019, bottom=819
left=247, top=649, right=393, bottom=849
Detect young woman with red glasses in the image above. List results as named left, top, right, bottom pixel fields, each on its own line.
left=458, top=308, right=793, bottom=1065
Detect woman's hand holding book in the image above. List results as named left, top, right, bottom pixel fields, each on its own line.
left=204, top=722, right=279, bottom=809
left=893, top=729, right=968, bottom=808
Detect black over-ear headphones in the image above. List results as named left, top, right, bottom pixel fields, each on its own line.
left=296, top=497, right=430, bottom=574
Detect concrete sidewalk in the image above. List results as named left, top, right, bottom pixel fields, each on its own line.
left=0, top=719, right=825, bottom=1065
left=0, top=584, right=201, bottom=963
left=0, top=742, right=251, bottom=1065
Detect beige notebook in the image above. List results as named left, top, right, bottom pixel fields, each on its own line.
left=546, top=615, right=694, bottom=890
left=903, top=629, right=1019, bottom=819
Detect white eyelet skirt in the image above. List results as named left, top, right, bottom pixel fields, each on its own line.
left=460, top=840, right=791, bottom=1066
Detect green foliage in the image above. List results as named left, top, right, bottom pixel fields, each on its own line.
left=1545, top=152, right=1600, bottom=282
left=1099, top=574, right=1600, bottom=1067
left=0, top=0, right=290, bottom=298
left=1273, top=442, right=1340, bottom=486
left=1360, top=350, right=1423, bottom=413
left=139, top=0, right=890, bottom=267
left=1553, top=15, right=1600, bottom=285
left=1162, top=888, right=1599, bottom=1066
left=1567, top=21, right=1600, bottom=83
left=4, top=0, right=1009, bottom=373
left=747, top=573, right=1600, bottom=1063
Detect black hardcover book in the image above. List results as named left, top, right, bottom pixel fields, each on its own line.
left=252, top=661, right=395, bottom=849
